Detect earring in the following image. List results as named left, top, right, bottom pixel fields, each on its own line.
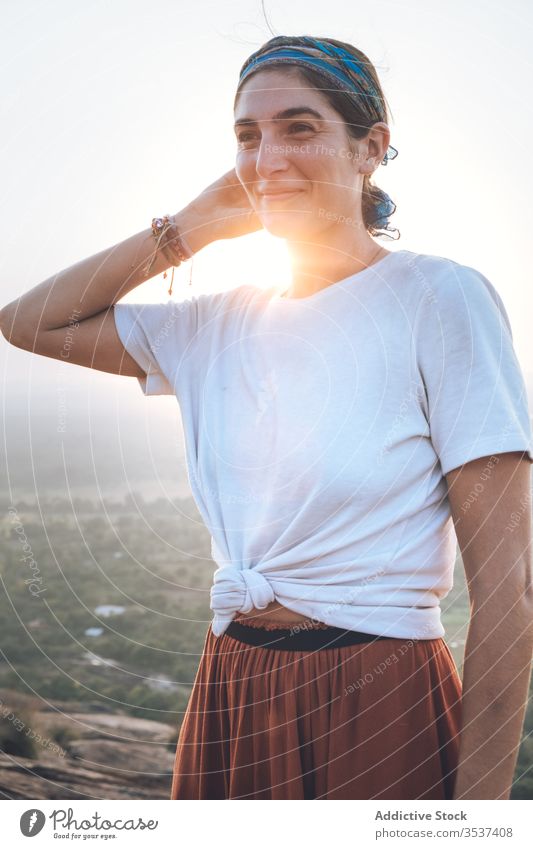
left=382, top=145, right=398, bottom=166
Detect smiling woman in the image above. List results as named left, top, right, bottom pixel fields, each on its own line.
left=167, top=35, right=533, bottom=802
left=1, top=32, right=532, bottom=804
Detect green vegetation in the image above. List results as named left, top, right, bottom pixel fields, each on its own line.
left=0, top=493, right=531, bottom=797
left=0, top=493, right=212, bottom=731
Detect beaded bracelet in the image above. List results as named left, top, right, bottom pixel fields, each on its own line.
left=142, top=215, right=193, bottom=295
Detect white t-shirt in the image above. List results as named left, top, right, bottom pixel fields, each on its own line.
left=113, top=249, right=533, bottom=639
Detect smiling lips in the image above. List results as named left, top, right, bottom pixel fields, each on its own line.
left=258, top=189, right=304, bottom=201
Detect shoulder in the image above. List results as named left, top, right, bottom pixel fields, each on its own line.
left=401, top=250, right=509, bottom=328
left=200, top=283, right=280, bottom=323
left=172, top=282, right=268, bottom=318
left=404, top=249, right=500, bottom=297
left=194, top=282, right=271, bottom=309
left=161, top=284, right=275, bottom=342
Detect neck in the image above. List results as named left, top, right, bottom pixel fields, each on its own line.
left=284, top=225, right=388, bottom=298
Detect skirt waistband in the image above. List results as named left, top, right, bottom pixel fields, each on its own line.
left=223, top=619, right=393, bottom=651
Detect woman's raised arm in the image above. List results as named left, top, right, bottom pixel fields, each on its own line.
left=0, top=203, right=212, bottom=342
left=0, top=168, right=260, bottom=342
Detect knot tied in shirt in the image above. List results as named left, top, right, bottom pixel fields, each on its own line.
left=210, top=565, right=276, bottom=636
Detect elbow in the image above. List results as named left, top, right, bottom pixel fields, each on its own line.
left=524, top=584, right=533, bottom=624
left=0, top=303, right=30, bottom=349
left=0, top=304, right=14, bottom=340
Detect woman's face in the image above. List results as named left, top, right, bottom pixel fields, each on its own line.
left=234, top=67, right=381, bottom=241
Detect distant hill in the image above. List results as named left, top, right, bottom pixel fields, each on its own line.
left=1, top=391, right=193, bottom=503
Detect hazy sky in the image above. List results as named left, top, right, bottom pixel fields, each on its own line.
left=2, top=0, right=533, bottom=411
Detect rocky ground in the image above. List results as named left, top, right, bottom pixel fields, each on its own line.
left=0, top=690, right=178, bottom=799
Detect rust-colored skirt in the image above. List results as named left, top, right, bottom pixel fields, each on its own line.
left=170, top=614, right=463, bottom=800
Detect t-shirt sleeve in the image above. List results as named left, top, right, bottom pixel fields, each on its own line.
left=113, top=295, right=204, bottom=396
left=414, top=261, right=533, bottom=476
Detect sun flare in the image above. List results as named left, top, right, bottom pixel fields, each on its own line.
left=129, top=231, right=292, bottom=304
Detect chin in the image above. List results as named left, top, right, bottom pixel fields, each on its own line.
left=258, top=212, right=315, bottom=241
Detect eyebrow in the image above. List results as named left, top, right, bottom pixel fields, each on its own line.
left=234, top=107, right=324, bottom=129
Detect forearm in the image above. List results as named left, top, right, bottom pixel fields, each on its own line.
left=453, top=600, right=533, bottom=800
left=0, top=203, right=211, bottom=336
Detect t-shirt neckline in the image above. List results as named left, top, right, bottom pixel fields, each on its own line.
left=275, top=249, right=407, bottom=303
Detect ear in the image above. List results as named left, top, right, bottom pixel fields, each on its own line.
left=359, top=122, right=391, bottom=176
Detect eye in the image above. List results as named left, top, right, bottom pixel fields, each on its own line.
left=237, top=131, right=256, bottom=143
left=236, top=122, right=316, bottom=145
left=236, top=127, right=260, bottom=146
left=288, top=122, right=314, bottom=133
left=237, top=121, right=315, bottom=148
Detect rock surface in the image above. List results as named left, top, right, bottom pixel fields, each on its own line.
left=0, top=691, right=179, bottom=799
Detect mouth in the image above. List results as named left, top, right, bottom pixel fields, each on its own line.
left=258, top=190, right=304, bottom=202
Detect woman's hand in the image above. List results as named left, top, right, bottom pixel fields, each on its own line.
left=176, top=168, right=262, bottom=253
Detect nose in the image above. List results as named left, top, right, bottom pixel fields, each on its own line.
left=255, top=134, right=291, bottom=181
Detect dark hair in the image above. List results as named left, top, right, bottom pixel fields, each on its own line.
left=234, top=35, right=399, bottom=239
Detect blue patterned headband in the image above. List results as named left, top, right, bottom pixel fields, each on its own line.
left=238, top=36, right=398, bottom=166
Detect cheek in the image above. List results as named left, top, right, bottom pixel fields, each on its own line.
left=297, top=151, right=346, bottom=183
left=235, top=151, right=253, bottom=178
left=235, top=156, right=255, bottom=194
left=318, top=155, right=356, bottom=197
left=234, top=154, right=244, bottom=178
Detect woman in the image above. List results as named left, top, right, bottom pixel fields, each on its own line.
left=1, top=35, right=532, bottom=801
